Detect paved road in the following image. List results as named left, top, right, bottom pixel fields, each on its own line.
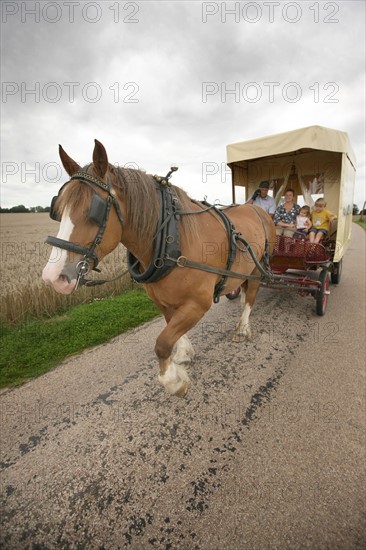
left=1, top=224, right=365, bottom=549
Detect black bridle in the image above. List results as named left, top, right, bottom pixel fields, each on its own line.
left=46, top=165, right=124, bottom=288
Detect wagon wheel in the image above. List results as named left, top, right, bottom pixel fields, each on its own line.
left=226, top=287, right=241, bottom=300
left=316, top=269, right=330, bottom=316
left=331, top=259, right=342, bottom=284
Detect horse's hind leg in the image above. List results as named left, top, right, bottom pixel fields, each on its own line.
left=232, top=275, right=261, bottom=342
left=155, top=303, right=206, bottom=397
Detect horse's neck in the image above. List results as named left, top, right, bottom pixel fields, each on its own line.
left=121, top=226, right=153, bottom=269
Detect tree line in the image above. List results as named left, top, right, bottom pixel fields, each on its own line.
left=0, top=205, right=50, bottom=213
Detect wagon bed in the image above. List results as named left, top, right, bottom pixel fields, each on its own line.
left=270, top=235, right=331, bottom=273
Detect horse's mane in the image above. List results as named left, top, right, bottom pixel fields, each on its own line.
left=57, top=164, right=199, bottom=243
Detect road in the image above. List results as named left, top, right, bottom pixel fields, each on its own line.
left=1, top=224, right=365, bottom=549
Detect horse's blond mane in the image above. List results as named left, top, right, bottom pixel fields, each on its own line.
left=109, top=164, right=199, bottom=242
left=56, top=164, right=199, bottom=243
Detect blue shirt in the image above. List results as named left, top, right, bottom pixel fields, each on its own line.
left=253, top=195, right=276, bottom=214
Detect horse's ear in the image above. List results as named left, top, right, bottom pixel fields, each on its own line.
left=93, top=139, right=108, bottom=179
left=59, top=145, right=81, bottom=176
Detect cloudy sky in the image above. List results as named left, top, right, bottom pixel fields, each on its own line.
left=1, top=0, right=365, bottom=209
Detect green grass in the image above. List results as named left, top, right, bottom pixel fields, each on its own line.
left=0, top=290, right=161, bottom=389
left=355, top=220, right=366, bottom=231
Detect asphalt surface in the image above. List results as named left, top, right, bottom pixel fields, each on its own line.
left=1, top=224, right=365, bottom=549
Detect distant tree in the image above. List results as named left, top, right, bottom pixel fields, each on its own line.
left=0, top=207, right=10, bottom=213
left=353, top=204, right=359, bottom=215
left=9, top=205, right=29, bottom=213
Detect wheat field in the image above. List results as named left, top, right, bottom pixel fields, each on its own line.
left=0, top=213, right=133, bottom=323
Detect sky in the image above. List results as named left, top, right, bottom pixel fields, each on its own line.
left=1, top=0, right=365, bottom=209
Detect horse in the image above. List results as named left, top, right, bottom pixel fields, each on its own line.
left=42, top=140, right=276, bottom=397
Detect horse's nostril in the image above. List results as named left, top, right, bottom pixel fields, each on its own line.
left=59, top=274, right=71, bottom=284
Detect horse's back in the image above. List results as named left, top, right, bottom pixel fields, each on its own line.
left=223, top=204, right=276, bottom=250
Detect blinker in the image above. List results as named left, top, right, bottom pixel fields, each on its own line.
left=88, top=194, right=108, bottom=226
left=49, top=195, right=61, bottom=221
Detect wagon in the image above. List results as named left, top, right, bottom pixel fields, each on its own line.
left=225, top=125, right=356, bottom=315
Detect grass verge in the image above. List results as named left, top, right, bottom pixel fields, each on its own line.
left=0, top=289, right=161, bottom=389
left=355, top=220, right=366, bottom=231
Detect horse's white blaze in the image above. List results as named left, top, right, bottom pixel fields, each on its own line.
left=42, top=210, right=77, bottom=294
left=174, top=335, right=195, bottom=364
left=159, top=360, right=190, bottom=395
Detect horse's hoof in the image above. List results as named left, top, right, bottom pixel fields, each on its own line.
left=174, top=381, right=190, bottom=398
left=159, top=362, right=190, bottom=397
left=232, top=332, right=252, bottom=343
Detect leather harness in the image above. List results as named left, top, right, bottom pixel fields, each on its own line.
left=46, top=167, right=273, bottom=301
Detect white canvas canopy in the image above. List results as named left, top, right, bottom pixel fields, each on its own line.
left=227, top=125, right=356, bottom=167
left=226, top=125, right=356, bottom=262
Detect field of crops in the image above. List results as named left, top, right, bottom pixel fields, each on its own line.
left=0, top=213, right=132, bottom=323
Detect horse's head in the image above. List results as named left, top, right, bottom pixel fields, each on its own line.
left=42, top=140, right=124, bottom=294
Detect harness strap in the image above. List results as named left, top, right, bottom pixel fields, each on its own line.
left=244, top=204, right=273, bottom=272
left=200, top=200, right=238, bottom=303
left=45, top=166, right=124, bottom=281
left=70, top=167, right=124, bottom=226
left=166, top=255, right=264, bottom=281
left=46, top=236, right=100, bottom=268
left=127, top=179, right=181, bottom=283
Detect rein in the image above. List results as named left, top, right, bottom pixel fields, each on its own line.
left=46, top=165, right=274, bottom=300
left=46, top=165, right=124, bottom=289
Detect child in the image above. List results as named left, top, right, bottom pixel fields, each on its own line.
left=294, top=205, right=312, bottom=240
left=309, top=198, right=337, bottom=243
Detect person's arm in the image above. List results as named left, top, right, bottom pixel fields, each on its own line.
left=268, top=201, right=276, bottom=218
left=246, top=189, right=260, bottom=205
left=277, top=221, right=294, bottom=227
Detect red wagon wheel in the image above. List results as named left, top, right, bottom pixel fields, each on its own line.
left=316, top=269, right=330, bottom=316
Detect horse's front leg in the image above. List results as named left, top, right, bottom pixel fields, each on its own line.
left=232, top=275, right=261, bottom=342
left=174, top=334, right=195, bottom=364
left=155, top=304, right=206, bottom=397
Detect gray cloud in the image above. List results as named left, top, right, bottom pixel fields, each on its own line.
left=1, top=0, right=365, bottom=208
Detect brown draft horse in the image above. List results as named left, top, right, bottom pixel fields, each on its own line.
left=43, top=140, right=276, bottom=397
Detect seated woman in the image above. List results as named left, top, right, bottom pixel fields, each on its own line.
left=273, top=189, right=301, bottom=237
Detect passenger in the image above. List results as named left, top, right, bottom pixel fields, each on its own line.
left=273, top=189, right=300, bottom=237
left=246, top=180, right=276, bottom=217
left=293, top=205, right=312, bottom=240
left=309, top=198, right=337, bottom=243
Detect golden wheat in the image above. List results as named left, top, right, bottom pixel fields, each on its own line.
left=0, top=213, right=134, bottom=323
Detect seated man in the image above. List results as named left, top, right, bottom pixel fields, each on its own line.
left=246, top=180, right=276, bottom=217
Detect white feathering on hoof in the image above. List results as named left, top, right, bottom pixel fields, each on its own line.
left=159, top=361, right=190, bottom=396
left=174, top=335, right=195, bottom=364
